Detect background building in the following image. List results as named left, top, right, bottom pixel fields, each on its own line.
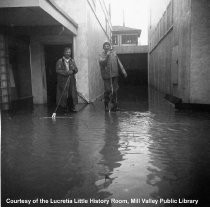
left=148, top=0, right=210, bottom=108
left=0, top=0, right=111, bottom=110
left=112, top=25, right=148, bottom=86
left=112, top=25, right=141, bottom=46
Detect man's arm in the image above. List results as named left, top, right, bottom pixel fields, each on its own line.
left=56, top=59, right=69, bottom=76
left=117, top=57, right=127, bottom=78
left=56, top=59, right=73, bottom=76
left=71, top=59, right=78, bottom=74
left=99, top=52, right=109, bottom=66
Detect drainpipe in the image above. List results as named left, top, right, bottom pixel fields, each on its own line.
left=0, top=34, right=10, bottom=110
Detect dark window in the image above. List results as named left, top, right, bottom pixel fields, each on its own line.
left=121, top=35, right=138, bottom=45
left=112, top=35, right=118, bottom=45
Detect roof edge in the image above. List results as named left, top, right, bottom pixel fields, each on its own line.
left=46, top=0, right=78, bottom=28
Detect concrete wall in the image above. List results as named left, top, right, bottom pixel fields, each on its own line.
left=190, top=0, right=210, bottom=104
left=87, top=0, right=111, bottom=101
left=173, top=0, right=191, bottom=102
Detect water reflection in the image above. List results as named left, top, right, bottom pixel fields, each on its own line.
left=98, top=113, right=122, bottom=193
left=105, top=111, right=156, bottom=204
left=147, top=88, right=210, bottom=206
left=2, top=86, right=210, bottom=206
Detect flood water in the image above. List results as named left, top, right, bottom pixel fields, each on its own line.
left=2, top=86, right=210, bottom=207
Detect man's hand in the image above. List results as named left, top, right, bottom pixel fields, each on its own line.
left=123, top=70, right=127, bottom=78
left=67, top=70, right=73, bottom=75
left=106, top=50, right=111, bottom=56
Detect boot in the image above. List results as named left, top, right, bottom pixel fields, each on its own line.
left=104, top=102, right=109, bottom=112
left=111, top=103, right=119, bottom=112
left=70, top=105, right=77, bottom=112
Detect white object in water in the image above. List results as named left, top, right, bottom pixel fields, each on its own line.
left=52, top=113, right=56, bottom=119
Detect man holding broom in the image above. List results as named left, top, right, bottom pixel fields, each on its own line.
left=56, top=47, right=78, bottom=113
left=99, top=41, right=127, bottom=112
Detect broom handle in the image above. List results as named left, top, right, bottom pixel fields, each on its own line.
left=54, top=75, right=71, bottom=113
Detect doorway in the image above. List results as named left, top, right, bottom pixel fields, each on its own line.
left=117, top=53, right=149, bottom=111
left=44, top=44, right=72, bottom=105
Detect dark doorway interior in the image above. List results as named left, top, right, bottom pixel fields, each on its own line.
left=44, top=44, right=72, bottom=105
left=117, top=53, right=149, bottom=111
left=118, top=53, right=148, bottom=86
left=8, top=35, right=33, bottom=110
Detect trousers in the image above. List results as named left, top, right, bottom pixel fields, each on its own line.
left=103, top=77, right=119, bottom=106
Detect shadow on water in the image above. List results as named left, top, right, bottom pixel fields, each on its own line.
left=2, top=86, right=210, bottom=206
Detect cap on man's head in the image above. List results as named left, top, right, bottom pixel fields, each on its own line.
left=103, top=41, right=111, bottom=49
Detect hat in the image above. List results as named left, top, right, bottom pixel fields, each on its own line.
left=103, top=41, right=111, bottom=49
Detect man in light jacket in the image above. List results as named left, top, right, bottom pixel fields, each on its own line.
left=99, top=42, right=127, bottom=112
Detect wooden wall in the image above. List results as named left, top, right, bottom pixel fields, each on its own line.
left=148, top=0, right=192, bottom=103
left=190, top=0, right=210, bottom=104
left=148, top=0, right=173, bottom=95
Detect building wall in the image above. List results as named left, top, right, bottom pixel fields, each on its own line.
left=0, top=34, right=9, bottom=110
left=148, top=0, right=174, bottom=95
left=190, top=0, right=210, bottom=104
left=1, top=0, right=112, bottom=106
left=173, top=0, right=191, bottom=102
left=149, top=0, right=171, bottom=33
left=149, top=0, right=210, bottom=105
left=149, top=31, right=173, bottom=94
left=30, top=40, right=47, bottom=104
left=87, top=0, right=112, bottom=101
left=0, top=34, right=32, bottom=108
left=10, top=36, right=32, bottom=98
left=149, top=0, right=192, bottom=103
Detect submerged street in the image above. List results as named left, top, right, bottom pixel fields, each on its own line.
left=2, top=86, right=210, bottom=207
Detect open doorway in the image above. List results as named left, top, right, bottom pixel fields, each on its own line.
left=7, top=35, right=33, bottom=110
left=117, top=53, right=149, bottom=111
left=44, top=44, right=72, bottom=105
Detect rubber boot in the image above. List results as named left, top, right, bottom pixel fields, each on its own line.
left=111, top=103, right=119, bottom=112
left=104, top=102, right=109, bottom=112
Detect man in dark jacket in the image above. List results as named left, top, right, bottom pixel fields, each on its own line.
left=56, top=47, right=78, bottom=112
left=99, top=42, right=127, bottom=112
